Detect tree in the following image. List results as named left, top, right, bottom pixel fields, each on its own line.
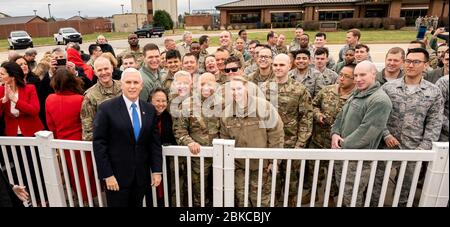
left=153, top=10, right=174, bottom=30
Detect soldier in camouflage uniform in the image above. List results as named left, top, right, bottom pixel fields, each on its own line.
left=436, top=75, right=449, bottom=142
left=288, top=49, right=322, bottom=97
left=162, top=50, right=182, bottom=93
left=139, top=43, right=167, bottom=102
left=308, top=64, right=356, bottom=205
left=198, top=35, right=210, bottom=74
left=290, top=33, right=313, bottom=53
left=117, top=34, right=144, bottom=69
left=312, top=32, right=335, bottom=70
left=81, top=57, right=122, bottom=141
left=260, top=54, right=313, bottom=206
left=214, top=48, right=230, bottom=85
left=173, top=73, right=221, bottom=207
left=313, top=47, right=339, bottom=94
left=244, top=43, right=263, bottom=75
left=331, top=61, right=392, bottom=207
left=376, top=47, right=405, bottom=85
left=436, top=51, right=449, bottom=141
left=220, top=76, right=284, bottom=207
left=276, top=34, right=288, bottom=55
left=204, top=55, right=221, bottom=82
left=289, top=27, right=304, bottom=52
left=333, top=48, right=355, bottom=75
left=372, top=49, right=444, bottom=207
left=176, top=31, right=192, bottom=58
left=218, top=31, right=245, bottom=69
left=168, top=70, right=194, bottom=206
left=246, top=47, right=275, bottom=87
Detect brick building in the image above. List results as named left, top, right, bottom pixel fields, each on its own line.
left=216, top=0, right=449, bottom=27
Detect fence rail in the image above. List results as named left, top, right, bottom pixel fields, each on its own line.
left=0, top=131, right=448, bottom=207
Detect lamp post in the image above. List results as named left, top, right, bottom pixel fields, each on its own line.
left=47, top=3, right=52, bottom=18
left=188, top=0, right=191, bottom=14
left=78, top=11, right=81, bottom=17
left=121, top=4, right=124, bottom=14
left=33, top=10, right=37, bottom=16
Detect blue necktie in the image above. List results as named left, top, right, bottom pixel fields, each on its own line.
left=131, top=103, right=140, bottom=142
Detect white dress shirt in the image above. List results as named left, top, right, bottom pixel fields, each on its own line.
left=122, top=95, right=142, bottom=129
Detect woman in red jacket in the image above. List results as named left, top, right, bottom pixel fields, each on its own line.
left=0, top=61, right=44, bottom=206
left=46, top=68, right=97, bottom=205
left=0, top=61, right=43, bottom=136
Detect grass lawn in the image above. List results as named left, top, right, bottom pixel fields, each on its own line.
left=205, top=29, right=419, bottom=47
left=1, top=28, right=419, bottom=52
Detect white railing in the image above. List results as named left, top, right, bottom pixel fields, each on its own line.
left=0, top=131, right=448, bottom=207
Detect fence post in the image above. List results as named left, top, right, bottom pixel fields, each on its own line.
left=212, top=139, right=224, bottom=207
left=35, top=131, right=67, bottom=207
left=419, top=142, right=449, bottom=207
left=222, top=139, right=235, bottom=207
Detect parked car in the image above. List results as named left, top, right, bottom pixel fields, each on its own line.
left=8, top=30, right=33, bottom=49
left=54, top=27, right=82, bottom=45
left=134, top=24, right=165, bottom=38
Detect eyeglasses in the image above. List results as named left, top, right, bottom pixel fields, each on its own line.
left=258, top=55, right=272, bottom=60
left=224, top=67, right=240, bottom=73
left=404, top=59, right=426, bottom=66
left=339, top=73, right=354, bottom=80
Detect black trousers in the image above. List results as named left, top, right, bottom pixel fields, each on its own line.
left=105, top=175, right=147, bottom=207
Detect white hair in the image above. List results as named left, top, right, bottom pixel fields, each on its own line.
left=174, top=70, right=192, bottom=82
left=183, top=31, right=192, bottom=41
left=120, top=67, right=143, bottom=81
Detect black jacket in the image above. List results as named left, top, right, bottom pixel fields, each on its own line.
left=93, top=96, right=162, bottom=187
left=0, top=171, right=24, bottom=207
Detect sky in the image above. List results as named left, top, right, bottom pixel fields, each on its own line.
left=0, top=0, right=231, bottom=18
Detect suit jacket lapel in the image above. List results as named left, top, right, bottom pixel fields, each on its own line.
left=118, top=97, right=135, bottom=143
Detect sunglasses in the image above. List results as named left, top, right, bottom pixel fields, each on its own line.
left=224, top=67, right=240, bottom=73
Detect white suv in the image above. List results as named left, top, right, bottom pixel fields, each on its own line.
left=8, top=30, right=33, bottom=50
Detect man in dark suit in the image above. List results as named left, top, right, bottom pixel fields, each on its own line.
left=93, top=67, right=162, bottom=207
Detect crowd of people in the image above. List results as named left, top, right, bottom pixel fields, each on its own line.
left=0, top=26, right=448, bottom=207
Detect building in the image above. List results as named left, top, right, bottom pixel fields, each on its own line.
left=216, top=0, right=449, bottom=27
left=113, top=13, right=148, bottom=32
left=0, top=12, right=10, bottom=18
left=0, top=15, right=47, bottom=26
left=131, top=0, right=178, bottom=24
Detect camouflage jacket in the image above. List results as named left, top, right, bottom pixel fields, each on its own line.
left=276, top=45, right=288, bottom=55
left=173, top=95, right=221, bottom=146
left=288, top=67, right=321, bottom=98
left=315, top=68, right=338, bottom=95
left=436, top=75, right=449, bottom=141
left=246, top=68, right=275, bottom=87
left=198, top=49, right=209, bottom=74
left=376, top=69, right=405, bottom=85
left=382, top=78, right=444, bottom=150
left=220, top=95, right=284, bottom=170
left=311, top=84, right=354, bottom=148
left=244, top=60, right=258, bottom=75
left=117, top=46, right=144, bottom=68
left=261, top=78, right=313, bottom=148
left=81, top=80, right=122, bottom=141
left=163, top=71, right=175, bottom=94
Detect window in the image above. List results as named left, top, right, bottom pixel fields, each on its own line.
left=230, top=13, right=260, bottom=23
left=401, top=9, right=428, bottom=26
left=365, top=8, right=387, bottom=18
left=319, top=11, right=353, bottom=21
left=271, top=12, right=303, bottom=23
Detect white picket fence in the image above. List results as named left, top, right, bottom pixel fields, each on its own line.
left=0, top=131, right=448, bottom=207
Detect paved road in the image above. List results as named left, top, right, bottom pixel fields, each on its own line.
left=0, top=31, right=409, bottom=69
